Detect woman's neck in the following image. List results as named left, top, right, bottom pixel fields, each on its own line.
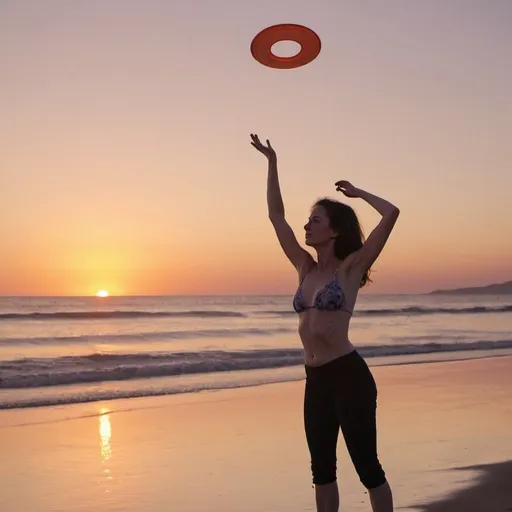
left=314, top=245, right=339, bottom=272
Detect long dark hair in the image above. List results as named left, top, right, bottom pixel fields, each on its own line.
left=314, top=198, right=372, bottom=287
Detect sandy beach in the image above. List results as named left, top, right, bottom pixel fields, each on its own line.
left=1, top=355, right=511, bottom=512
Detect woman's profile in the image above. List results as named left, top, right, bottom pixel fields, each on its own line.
left=250, top=133, right=400, bottom=512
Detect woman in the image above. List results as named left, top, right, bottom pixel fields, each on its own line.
left=250, top=133, right=399, bottom=512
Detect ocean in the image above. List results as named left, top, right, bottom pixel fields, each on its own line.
left=1, top=294, right=511, bottom=410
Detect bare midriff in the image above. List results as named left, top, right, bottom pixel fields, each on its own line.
left=298, top=309, right=356, bottom=366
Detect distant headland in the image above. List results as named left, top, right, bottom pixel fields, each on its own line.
left=428, top=281, right=512, bottom=295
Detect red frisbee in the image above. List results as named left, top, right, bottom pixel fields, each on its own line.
left=250, top=24, right=321, bottom=70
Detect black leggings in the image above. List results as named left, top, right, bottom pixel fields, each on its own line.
left=304, top=350, right=386, bottom=489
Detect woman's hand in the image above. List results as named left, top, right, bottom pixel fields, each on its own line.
left=335, top=180, right=361, bottom=198
left=250, top=133, right=276, bottom=161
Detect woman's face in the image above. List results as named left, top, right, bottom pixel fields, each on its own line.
left=304, top=205, right=336, bottom=247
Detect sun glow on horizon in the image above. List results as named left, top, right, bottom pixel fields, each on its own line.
left=96, top=289, right=109, bottom=298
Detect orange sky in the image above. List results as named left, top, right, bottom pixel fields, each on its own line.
left=2, top=0, right=511, bottom=296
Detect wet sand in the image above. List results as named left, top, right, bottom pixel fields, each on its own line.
left=0, top=355, right=511, bottom=511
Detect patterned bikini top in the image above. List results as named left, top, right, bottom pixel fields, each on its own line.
left=292, top=267, right=353, bottom=315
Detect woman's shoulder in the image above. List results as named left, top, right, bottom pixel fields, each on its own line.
left=298, top=259, right=317, bottom=281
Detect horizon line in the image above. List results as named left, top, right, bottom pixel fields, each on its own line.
left=0, top=292, right=426, bottom=298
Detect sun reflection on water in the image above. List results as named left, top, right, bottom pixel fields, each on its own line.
left=99, top=408, right=112, bottom=462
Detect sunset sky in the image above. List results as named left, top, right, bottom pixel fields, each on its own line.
left=2, top=0, right=511, bottom=296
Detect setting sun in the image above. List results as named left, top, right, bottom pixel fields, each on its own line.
left=96, top=290, right=109, bottom=298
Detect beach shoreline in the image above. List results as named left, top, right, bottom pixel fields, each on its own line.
left=2, top=346, right=511, bottom=412
left=1, top=355, right=511, bottom=511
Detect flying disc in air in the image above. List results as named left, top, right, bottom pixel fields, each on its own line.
left=250, top=24, right=321, bottom=69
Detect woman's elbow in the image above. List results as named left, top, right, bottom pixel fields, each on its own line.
left=381, top=206, right=400, bottom=224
